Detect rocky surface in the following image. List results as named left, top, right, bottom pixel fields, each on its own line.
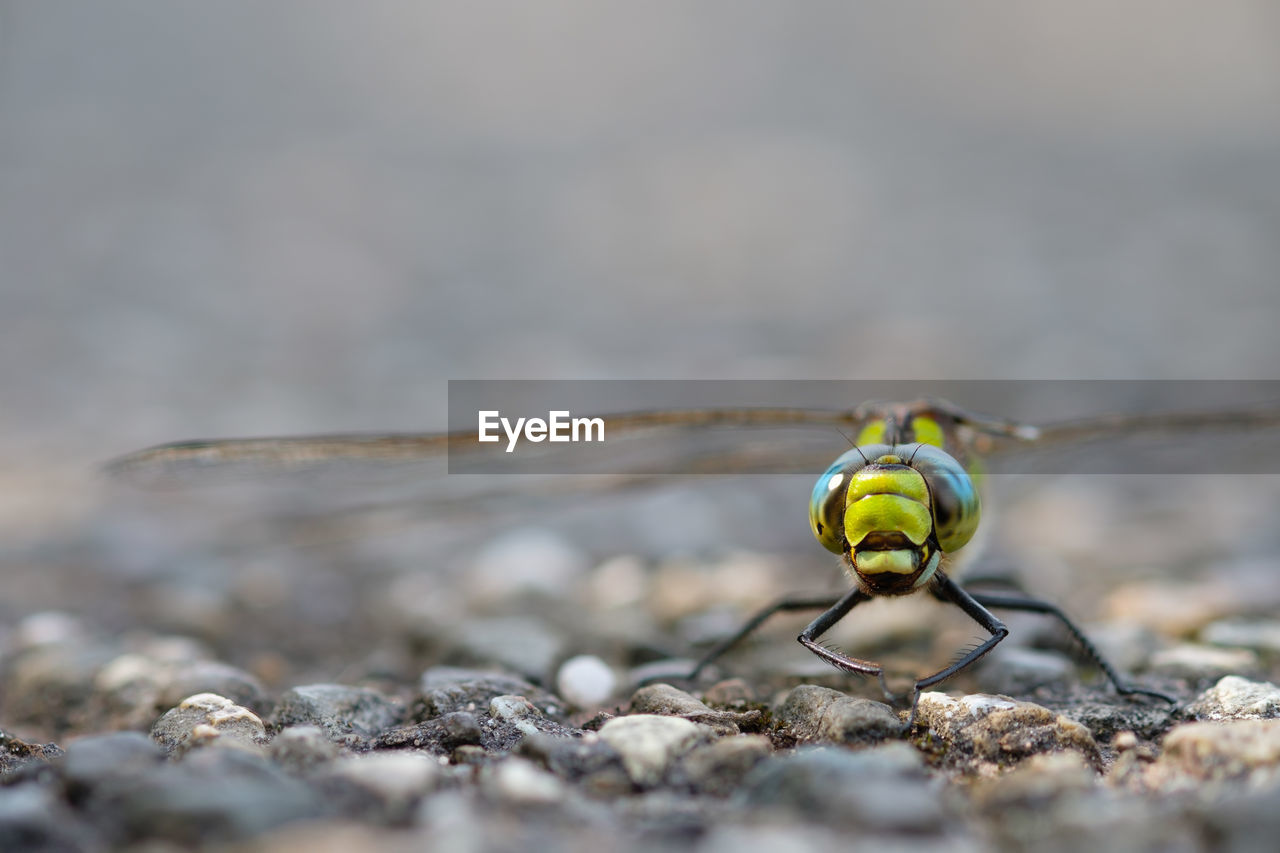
left=6, top=587, right=1280, bottom=853
left=5, top=487, right=1280, bottom=853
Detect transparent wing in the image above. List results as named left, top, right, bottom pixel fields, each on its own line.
left=101, top=400, right=1280, bottom=562
left=984, top=405, right=1280, bottom=475
left=101, top=408, right=872, bottom=563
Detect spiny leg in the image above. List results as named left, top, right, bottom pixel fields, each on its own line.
left=905, top=571, right=1010, bottom=729
left=965, top=590, right=1175, bottom=703
left=687, top=593, right=840, bottom=680
left=795, top=587, right=894, bottom=700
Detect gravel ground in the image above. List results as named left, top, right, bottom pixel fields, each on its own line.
left=5, top=472, right=1280, bottom=852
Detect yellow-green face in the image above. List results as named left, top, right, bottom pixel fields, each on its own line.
left=809, top=422, right=980, bottom=595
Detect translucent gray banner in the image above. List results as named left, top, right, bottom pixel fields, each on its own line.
left=446, top=380, right=1280, bottom=475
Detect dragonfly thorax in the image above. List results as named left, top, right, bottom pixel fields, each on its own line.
left=809, top=442, right=981, bottom=595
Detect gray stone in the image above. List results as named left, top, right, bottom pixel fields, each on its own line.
left=1056, top=698, right=1179, bottom=745
left=0, top=784, right=96, bottom=853
left=271, top=684, right=403, bottom=746
left=676, top=734, right=772, bottom=796
left=268, top=725, right=340, bottom=774
left=774, top=684, right=902, bottom=744
left=319, top=752, right=444, bottom=823
left=60, top=732, right=161, bottom=792
left=150, top=693, right=269, bottom=754
left=106, top=748, right=326, bottom=844
left=419, top=667, right=565, bottom=720
left=516, top=732, right=631, bottom=795
left=156, top=660, right=267, bottom=715
left=738, top=743, right=943, bottom=831
left=88, top=649, right=266, bottom=734
left=438, top=711, right=485, bottom=749
left=628, top=683, right=760, bottom=734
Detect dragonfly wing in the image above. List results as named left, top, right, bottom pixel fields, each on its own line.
left=102, top=412, right=859, bottom=559
left=983, top=405, right=1280, bottom=475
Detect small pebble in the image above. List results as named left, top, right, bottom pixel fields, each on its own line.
left=1201, top=619, right=1280, bottom=654
left=678, top=735, right=772, bottom=796
left=1113, top=731, right=1139, bottom=752
left=482, top=757, right=568, bottom=805
left=0, top=728, right=64, bottom=775
left=629, top=683, right=756, bottom=735
left=438, top=712, right=485, bottom=749
left=327, top=752, right=443, bottom=803
left=596, top=714, right=705, bottom=787
left=60, top=732, right=161, bottom=790
left=157, top=660, right=267, bottom=714
left=556, top=655, right=617, bottom=708
left=488, top=695, right=540, bottom=721
left=774, top=685, right=901, bottom=744
left=271, top=684, right=402, bottom=745
left=739, top=743, right=942, bottom=831
left=1185, top=675, right=1280, bottom=720
left=1148, top=643, right=1260, bottom=680
left=8, top=611, right=84, bottom=649
left=419, top=668, right=565, bottom=720
left=516, top=731, right=630, bottom=793
left=268, top=725, right=340, bottom=774
left=150, top=693, right=268, bottom=754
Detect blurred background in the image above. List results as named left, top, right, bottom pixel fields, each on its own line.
left=2, top=2, right=1280, bottom=695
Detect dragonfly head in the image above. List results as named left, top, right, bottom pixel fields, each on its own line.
left=809, top=443, right=981, bottom=595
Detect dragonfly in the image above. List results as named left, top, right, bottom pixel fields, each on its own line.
left=107, top=395, right=1280, bottom=730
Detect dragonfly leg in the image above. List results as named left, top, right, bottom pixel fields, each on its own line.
left=905, top=571, right=1011, bottom=729
left=796, top=587, right=894, bottom=700
left=964, top=589, right=1177, bottom=704
left=688, top=593, right=841, bottom=680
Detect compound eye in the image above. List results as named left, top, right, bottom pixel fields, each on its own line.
left=809, top=449, right=869, bottom=554
left=909, top=444, right=981, bottom=552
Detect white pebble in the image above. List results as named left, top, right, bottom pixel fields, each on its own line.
left=485, top=757, right=567, bottom=805
left=556, top=655, right=617, bottom=708
left=597, top=714, right=704, bottom=786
